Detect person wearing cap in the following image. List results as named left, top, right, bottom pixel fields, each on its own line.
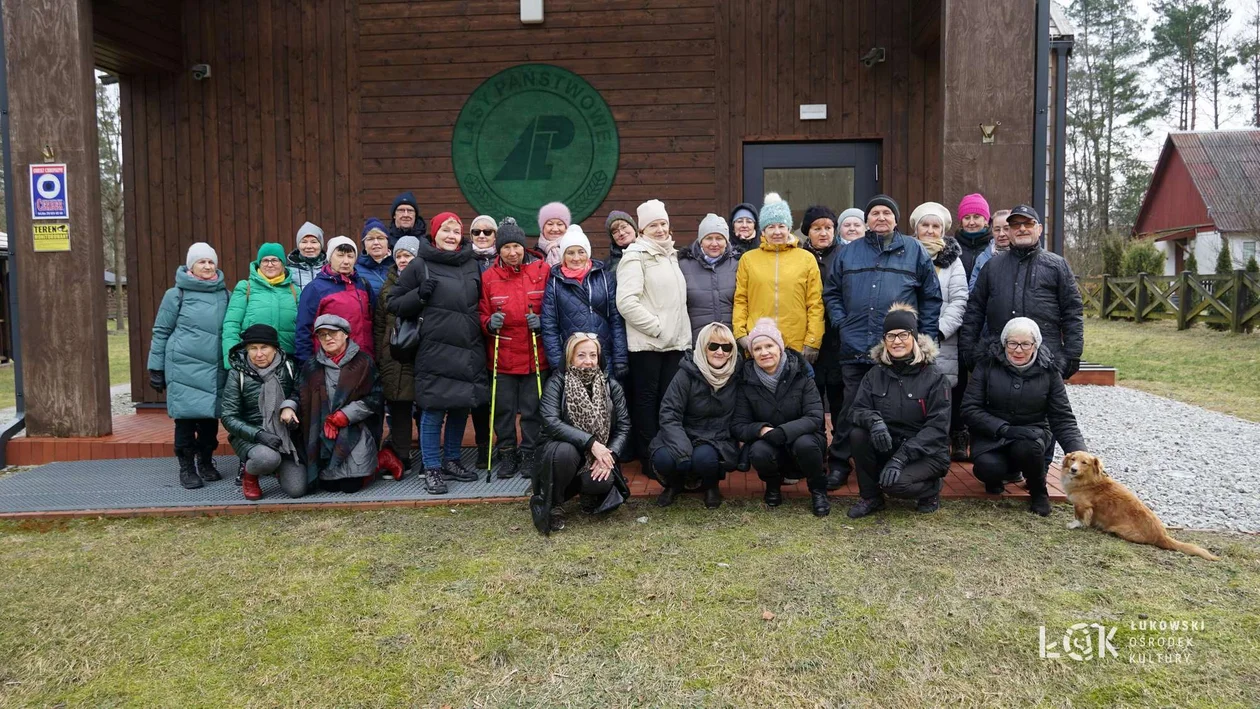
left=287, top=221, right=326, bottom=289
left=387, top=191, right=427, bottom=245
left=221, top=324, right=305, bottom=500
left=679, top=213, right=738, bottom=341
left=605, top=210, right=638, bottom=272
left=533, top=333, right=633, bottom=532
left=962, top=317, right=1086, bottom=516
left=469, top=215, right=499, bottom=272
left=221, top=242, right=300, bottom=369
left=294, top=234, right=375, bottom=367
left=729, top=202, right=760, bottom=257
left=357, top=218, right=395, bottom=297
left=388, top=211, right=489, bottom=493
left=617, top=198, right=691, bottom=468
left=535, top=202, right=571, bottom=267
left=961, top=203, right=1084, bottom=390
left=373, top=236, right=423, bottom=478
left=822, top=194, right=942, bottom=489
left=541, top=224, right=629, bottom=381
left=800, top=204, right=845, bottom=482
left=650, top=322, right=741, bottom=510
left=955, top=193, right=993, bottom=282
left=286, top=314, right=385, bottom=493
left=149, top=242, right=232, bottom=489
left=846, top=303, right=952, bottom=518
left=909, top=202, right=970, bottom=461
left=969, top=208, right=1011, bottom=292
left=479, top=217, right=551, bottom=480
left=731, top=317, right=830, bottom=517
left=837, top=207, right=866, bottom=245
left=732, top=193, right=824, bottom=361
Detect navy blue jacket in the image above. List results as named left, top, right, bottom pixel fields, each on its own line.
left=541, top=260, right=628, bottom=374
left=822, top=230, right=943, bottom=364
left=356, top=253, right=394, bottom=298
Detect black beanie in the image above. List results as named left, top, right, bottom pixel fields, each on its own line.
left=240, top=323, right=282, bottom=349
left=802, top=204, right=838, bottom=233
left=496, top=217, right=528, bottom=251
left=882, top=305, right=918, bottom=336
left=865, top=194, right=901, bottom=224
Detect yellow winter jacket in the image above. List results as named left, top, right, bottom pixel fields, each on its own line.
left=732, top=236, right=824, bottom=351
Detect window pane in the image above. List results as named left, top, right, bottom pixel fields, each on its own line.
left=763, top=167, right=855, bottom=236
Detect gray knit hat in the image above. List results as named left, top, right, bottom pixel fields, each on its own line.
left=697, top=213, right=729, bottom=240
left=605, top=210, right=638, bottom=236
left=393, top=236, right=420, bottom=259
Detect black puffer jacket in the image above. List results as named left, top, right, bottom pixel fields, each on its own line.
left=373, top=266, right=413, bottom=403
left=730, top=349, right=824, bottom=448
left=539, top=370, right=632, bottom=463
left=650, top=352, right=741, bottom=466
left=804, top=239, right=842, bottom=373
left=849, top=335, right=952, bottom=469
left=955, top=228, right=993, bottom=281
left=960, top=244, right=1084, bottom=373
left=960, top=343, right=1086, bottom=461
left=389, top=239, right=489, bottom=410
left=678, top=239, right=738, bottom=342
left=729, top=202, right=761, bottom=258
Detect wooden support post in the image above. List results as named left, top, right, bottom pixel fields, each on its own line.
left=2, top=0, right=111, bottom=436
left=1134, top=273, right=1148, bottom=323
left=1176, top=271, right=1192, bottom=330
left=1099, top=274, right=1111, bottom=320
left=1231, top=269, right=1246, bottom=334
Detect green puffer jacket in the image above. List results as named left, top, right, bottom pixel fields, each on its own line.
left=372, top=266, right=414, bottom=402
left=220, top=344, right=300, bottom=459
left=147, top=267, right=230, bottom=420
left=221, top=263, right=300, bottom=367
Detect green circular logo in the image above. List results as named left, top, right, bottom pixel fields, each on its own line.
left=452, top=64, right=619, bottom=236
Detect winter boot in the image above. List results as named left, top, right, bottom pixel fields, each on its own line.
left=495, top=448, right=520, bottom=479
left=196, top=447, right=222, bottom=482
left=950, top=430, right=971, bottom=462
left=424, top=466, right=448, bottom=495
left=984, top=481, right=1005, bottom=495
left=176, top=448, right=203, bottom=489
left=241, top=472, right=263, bottom=501
left=234, top=460, right=244, bottom=486
left=550, top=504, right=567, bottom=531
left=810, top=489, right=832, bottom=517
left=377, top=448, right=405, bottom=481
left=916, top=493, right=941, bottom=513
left=1029, top=494, right=1052, bottom=517
left=825, top=464, right=851, bottom=491
left=655, top=485, right=682, bottom=508
left=703, top=485, right=723, bottom=509
left=579, top=493, right=601, bottom=515
left=442, top=458, right=480, bottom=483
left=847, top=496, right=886, bottom=519
left=517, top=449, right=535, bottom=480
left=763, top=483, right=783, bottom=508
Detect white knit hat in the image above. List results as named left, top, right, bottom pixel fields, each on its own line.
left=909, top=201, right=953, bottom=233
left=557, top=224, right=591, bottom=257
left=698, top=213, right=729, bottom=240
left=185, top=242, right=218, bottom=270
left=325, top=235, right=358, bottom=258
left=636, top=199, right=669, bottom=230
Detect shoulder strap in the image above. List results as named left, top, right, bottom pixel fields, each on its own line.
left=238, top=370, right=245, bottom=394
left=290, top=284, right=298, bottom=303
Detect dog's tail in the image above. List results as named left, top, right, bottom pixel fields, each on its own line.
left=1157, top=534, right=1220, bottom=561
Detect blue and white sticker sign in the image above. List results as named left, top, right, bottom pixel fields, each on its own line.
left=30, top=163, right=69, bottom=220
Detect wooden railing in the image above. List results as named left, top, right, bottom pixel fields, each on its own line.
left=1077, top=271, right=1260, bottom=333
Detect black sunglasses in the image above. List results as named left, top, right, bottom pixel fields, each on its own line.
left=707, top=342, right=734, bottom=353
left=471, top=228, right=496, bottom=236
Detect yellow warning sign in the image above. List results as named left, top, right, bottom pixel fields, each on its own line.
left=33, top=223, right=70, bottom=252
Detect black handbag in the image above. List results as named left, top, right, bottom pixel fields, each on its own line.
left=389, top=260, right=428, bottom=361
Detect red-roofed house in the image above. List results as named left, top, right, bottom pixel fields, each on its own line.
left=1133, top=130, right=1260, bottom=274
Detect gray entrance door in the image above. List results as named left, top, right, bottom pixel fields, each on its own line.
left=742, top=142, right=881, bottom=232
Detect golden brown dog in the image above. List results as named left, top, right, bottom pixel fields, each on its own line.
left=1061, top=452, right=1218, bottom=561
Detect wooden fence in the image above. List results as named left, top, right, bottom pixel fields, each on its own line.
left=1077, top=271, right=1260, bottom=332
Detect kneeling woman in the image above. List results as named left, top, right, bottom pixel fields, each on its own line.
left=284, top=315, right=384, bottom=493
left=534, top=333, right=632, bottom=531
left=731, top=318, right=830, bottom=517
left=221, top=324, right=304, bottom=500
left=961, top=317, right=1085, bottom=516
left=650, top=322, right=740, bottom=509
left=846, top=304, right=951, bottom=518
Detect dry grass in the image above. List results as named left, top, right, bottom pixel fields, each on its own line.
left=2, top=500, right=1258, bottom=707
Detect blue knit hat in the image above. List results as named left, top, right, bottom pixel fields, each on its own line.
left=758, top=192, right=792, bottom=232
left=361, top=217, right=389, bottom=242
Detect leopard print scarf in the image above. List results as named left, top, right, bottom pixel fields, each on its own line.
left=563, top=367, right=612, bottom=474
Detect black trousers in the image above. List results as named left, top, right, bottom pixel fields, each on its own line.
left=651, top=443, right=723, bottom=489
left=748, top=436, right=826, bottom=492
left=386, top=400, right=416, bottom=462
left=973, top=440, right=1049, bottom=497
left=850, top=427, right=945, bottom=501
left=814, top=362, right=845, bottom=464
left=471, top=401, right=491, bottom=451
left=493, top=373, right=542, bottom=454
left=950, top=368, right=968, bottom=436
left=827, top=362, right=874, bottom=475
left=174, top=418, right=218, bottom=455
left=628, top=351, right=682, bottom=462
left=545, top=441, right=614, bottom=502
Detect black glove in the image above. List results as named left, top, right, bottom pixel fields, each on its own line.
left=1062, top=358, right=1081, bottom=380
left=761, top=427, right=787, bottom=447
left=148, top=369, right=166, bottom=392
left=487, top=311, right=506, bottom=332
left=613, top=362, right=629, bottom=380
left=1001, top=424, right=1042, bottom=441
left=526, top=312, right=542, bottom=332
left=879, top=457, right=905, bottom=488
left=255, top=431, right=284, bottom=450
left=869, top=419, right=893, bottom=453
left=418, top=277, right=437, bottom=302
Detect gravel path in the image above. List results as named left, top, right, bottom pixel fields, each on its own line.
left=1065, top=384, right=1260, bottom=533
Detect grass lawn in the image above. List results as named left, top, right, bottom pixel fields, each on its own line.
left=1083, top=319, right=1260, bottom=422
left=0, top=324, right=131, bottom=411
left=2, top=500, right=1257, bottom=707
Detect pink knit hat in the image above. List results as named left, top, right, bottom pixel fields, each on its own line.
left=958, top=193, right=991, bottom=222
left=748, top=317, right=785, bottom=351
left=537, top=202, right=572, bottom=232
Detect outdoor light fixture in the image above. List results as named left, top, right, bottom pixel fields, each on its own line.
left=521, top=0, right=543, bottom=24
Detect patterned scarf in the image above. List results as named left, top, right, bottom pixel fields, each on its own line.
left=252, top=355, right=297, bottom=457
left=563, top=367, right=612, bottom=475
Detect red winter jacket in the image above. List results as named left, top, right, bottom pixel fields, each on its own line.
left=480, top=252, right=550, bottom=375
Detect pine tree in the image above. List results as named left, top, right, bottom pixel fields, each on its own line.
left=1201, top=0, right=1237, bottom=129
left=1215, top=238, right=1235, bottom=273
left=1185, top=250, right=1199, bottom=274
left=1238, top=0, right=1260, bottom=126
left=1150, top=1, right=1211, bottom=130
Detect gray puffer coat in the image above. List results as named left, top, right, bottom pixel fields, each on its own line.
left=678, top=239, right=738, bottom=342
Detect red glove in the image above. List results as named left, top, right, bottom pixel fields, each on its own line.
left=377, top=448, right=404, bottom=481
left=323, top=410, right=349, bottom=440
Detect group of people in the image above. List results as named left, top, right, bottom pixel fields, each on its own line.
left=147, top=187, right=1087, bottom=530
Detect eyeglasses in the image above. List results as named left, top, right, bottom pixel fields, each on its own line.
left=260, top=257, right=283, bottom=265
left=1008, top=220, right=1036, bottom=230
left=471, top=229, right=496, bottom=236
left=884, top=331, right=913, bottom=343
left=707, top=342, right=734, bottom=353
left=1005, top=341, right=1036, bottom=351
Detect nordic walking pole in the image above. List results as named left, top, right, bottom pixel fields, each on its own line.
left=488, top=305, right=502, bottom=483
left=528, top=305, right=543, bottom=398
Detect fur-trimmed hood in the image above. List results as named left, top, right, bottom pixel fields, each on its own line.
left=933, top=235, right=962, bottom=269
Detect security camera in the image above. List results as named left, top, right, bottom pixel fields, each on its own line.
left=859, top=47, right=886, bottom=68
left=191, top=64, right=211, bottom=81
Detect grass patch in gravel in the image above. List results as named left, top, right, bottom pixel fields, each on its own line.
left=2, top=501, right=1258, bottom=707
left=1083, top=319, right=1260, bottom=421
